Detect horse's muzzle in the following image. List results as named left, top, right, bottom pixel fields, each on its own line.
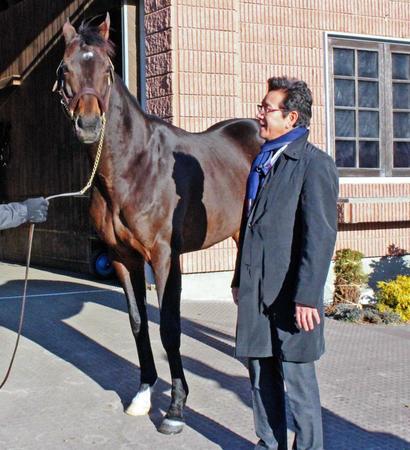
left=74, top=114, right=102, bottom=144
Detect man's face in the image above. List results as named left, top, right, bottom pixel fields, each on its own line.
left=257, top=89, right=297, bottom=141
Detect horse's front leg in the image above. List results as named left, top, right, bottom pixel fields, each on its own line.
left=113, top=259, right=158, bottom=416
left=151, top=243, right=188, bottom=435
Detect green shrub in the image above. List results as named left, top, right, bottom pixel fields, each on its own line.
left=326, top=302, right=403, bottom=325
left=328, top=303, right=362, bottom=322
left=362, top=308, right=382, bottom=324
left=376, top=275, right=410, bottom=322
left=333, top=249, right=368, bottom=304
left=378, top=309, right=402, bottom=325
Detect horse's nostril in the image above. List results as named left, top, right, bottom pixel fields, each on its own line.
left=77, top=116, right=84, bottom=129
left=76, top=115, right=100, bottom=130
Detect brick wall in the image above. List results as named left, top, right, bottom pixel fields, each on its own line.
left=172, top=0, right=241, bottom=130
left=144, top=0, right=410, bottom=271
left=145, top=0, right=173, bottom=120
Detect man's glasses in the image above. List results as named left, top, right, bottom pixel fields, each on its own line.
left=257, top=104, right=286, bottom=115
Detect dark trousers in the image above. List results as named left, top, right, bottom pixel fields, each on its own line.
left=249, top=357, right=323, bottom=450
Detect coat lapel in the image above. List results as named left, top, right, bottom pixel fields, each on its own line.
left=246, top=133, right=309, bottom=226
left=248, top=156, right=286, bottom=224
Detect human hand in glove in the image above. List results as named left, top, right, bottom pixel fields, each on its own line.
left=23, top=197, right=49, bottom=223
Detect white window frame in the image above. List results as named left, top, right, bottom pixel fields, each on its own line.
left=325, top=32, right=410, bottom=180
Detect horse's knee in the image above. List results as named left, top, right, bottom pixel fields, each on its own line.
left=129, top=316, right=142, bottom=336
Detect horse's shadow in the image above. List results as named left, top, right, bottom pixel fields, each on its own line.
left=1, top=278, right=408, bottom=449
left=0, top=278, right=252, bottom=449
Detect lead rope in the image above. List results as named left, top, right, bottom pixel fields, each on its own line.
left=0, top=114, right=106, bottom=390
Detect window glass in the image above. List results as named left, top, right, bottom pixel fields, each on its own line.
left=359, top=141, right=379, bottom=168
left=359, top=111, right=379, bottom=138
left=335, top=110, right=355, bottom=137
left=358, top=81, right=378, bottom=108
left=393, top=112, right=410, bottom=139
left=392, top=53, right=410, bottom=80
left=393, top=83, right=410, bottom=109
left=393, top=142, right=410, bottom=167
left=358, top=50, right=378, bottom=78
left=335, top=140, right=356, bottom=167
left=335, top=79, right=355, bottom=106
left=334, top=48, right=355, bottom=76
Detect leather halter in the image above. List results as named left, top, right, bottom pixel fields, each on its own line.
left=52, top=57, right=115, bottom=119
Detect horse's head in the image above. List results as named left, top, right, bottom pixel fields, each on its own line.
left=54, top=13, right=115, bottom=144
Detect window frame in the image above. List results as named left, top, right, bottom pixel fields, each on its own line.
left=327, top=35, right=410, bottom=177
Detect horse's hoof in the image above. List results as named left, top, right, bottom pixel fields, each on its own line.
left=125, top=383, right=152, bottom=416
left=157, top=417, right=185, bottom=435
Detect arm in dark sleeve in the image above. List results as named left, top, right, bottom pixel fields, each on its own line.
left=293, top=154, right=339, bottom=307
left=0, top=203, right=28, bottom=230
left=231, top=245, right=242, bottom=288
left=231, top=199, right=248, bottom=288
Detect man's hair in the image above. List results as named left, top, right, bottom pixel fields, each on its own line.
left=267, top=76, right=312, bottom=127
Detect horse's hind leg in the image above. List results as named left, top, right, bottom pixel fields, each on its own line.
left=151, top=245, right=187, bottom=435
left=113, top=259, right=158, bottom=416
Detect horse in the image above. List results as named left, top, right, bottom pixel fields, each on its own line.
left=55, top=13, right=261, bottom=434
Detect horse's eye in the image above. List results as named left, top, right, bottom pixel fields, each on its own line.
left=61, top=64, right=69, bottom=74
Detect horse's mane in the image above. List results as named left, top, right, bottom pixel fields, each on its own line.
left=77, top=19, right=115, bottom=57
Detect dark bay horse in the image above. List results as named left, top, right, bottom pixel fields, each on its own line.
left=56, top=14, right=261, bottom=434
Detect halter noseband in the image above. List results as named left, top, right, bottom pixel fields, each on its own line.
left=52, top=58, right=115, bottom=119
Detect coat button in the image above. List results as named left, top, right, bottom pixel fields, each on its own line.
left=248, top=223, right=252, bottom=228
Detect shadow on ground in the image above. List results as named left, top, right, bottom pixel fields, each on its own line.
left=368, top=246, right=410, bottom=290
left=0, top=279, right=251, bottom=449
left=1, top=279, right=408, bottom=449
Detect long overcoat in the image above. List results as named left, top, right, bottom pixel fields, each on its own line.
left=233, top=133, right=338, bottom=362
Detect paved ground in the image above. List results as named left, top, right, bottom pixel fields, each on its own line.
left=0, top=262, right=409, bottom=450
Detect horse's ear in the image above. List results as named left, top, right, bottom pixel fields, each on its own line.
left=63, top=19, right=77, bottom=46
left=98, top=12, right=110, bottom=41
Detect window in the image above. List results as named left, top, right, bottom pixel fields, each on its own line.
left=328, top=37, right=410, bottom=176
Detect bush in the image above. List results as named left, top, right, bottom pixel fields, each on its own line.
left=376, top=275, right=410, bottom=322
left=378, top=309, right=402, bottom=325
left=327, top=303, right=362, bottom=322
left=362, top=308, right=382, bottom=324
left=333, top=249, right=368, bottom=304
left=326, top=303, right=403, bottom=325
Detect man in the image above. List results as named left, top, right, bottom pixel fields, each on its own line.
left=0, top=197, right=49, bottom=230
left=232, top=76, right=338, bottom=450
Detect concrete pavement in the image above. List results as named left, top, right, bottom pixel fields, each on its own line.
left=0, top=262, right=409, bottom=450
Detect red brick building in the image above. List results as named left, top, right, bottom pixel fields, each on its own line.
left=0, top=0, right=409, bottom=274
left=140, top=0, right=410, bottom=272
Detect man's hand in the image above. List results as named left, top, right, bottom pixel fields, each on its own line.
left=232, top=287, right=239, bottom=305
left=23, top=197, right=49, bottom=223
left=295, top=303, right=320, bottom=331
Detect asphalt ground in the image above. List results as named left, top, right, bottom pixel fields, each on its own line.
left=0, top=262, right=409, bottom=450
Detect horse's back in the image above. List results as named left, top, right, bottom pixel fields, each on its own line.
left=206, top=118, right=262, bottom=153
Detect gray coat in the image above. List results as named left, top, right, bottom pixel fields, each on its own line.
left=0, top=203, right=27, bottom=230
left=233, top=134, right=338, bottom=362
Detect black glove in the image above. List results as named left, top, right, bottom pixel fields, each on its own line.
left=23, top=197, right=49, bottom=223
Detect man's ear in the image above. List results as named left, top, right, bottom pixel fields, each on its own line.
left=63, top=19, right=77, bottom=45
left=288, top=110, right=299, bottom=127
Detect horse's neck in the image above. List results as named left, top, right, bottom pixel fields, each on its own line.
left=108, top=76, right=148, bottom=142
left=90, top=77, right=150, bottom=201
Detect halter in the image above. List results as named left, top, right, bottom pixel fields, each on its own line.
left=52, top=57, right=115, bottom=119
